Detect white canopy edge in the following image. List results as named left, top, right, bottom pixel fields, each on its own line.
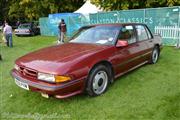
left=74, top=0, right=102, bottom=15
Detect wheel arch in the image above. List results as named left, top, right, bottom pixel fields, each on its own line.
left=154, top=44, right=160, bottom=52
left=88, top=60, right=114, bottom=83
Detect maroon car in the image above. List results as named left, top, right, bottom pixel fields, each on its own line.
left=11, top=23, right=162, bottom=98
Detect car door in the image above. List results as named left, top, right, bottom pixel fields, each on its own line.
left=113, top=25, right=148, bottom=76
left=144, top=25, right=155, bottom=57
left=135, top=24, right=153, bottom=62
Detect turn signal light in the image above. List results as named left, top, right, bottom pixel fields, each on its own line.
left=55, top=76, right=71, bottom=83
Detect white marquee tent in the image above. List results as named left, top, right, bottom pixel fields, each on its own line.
left=74, top=0, right=102, bottom=15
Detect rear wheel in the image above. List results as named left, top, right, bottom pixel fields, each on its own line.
left=86, top=65, right=111, bottom=96
left=150, top=46, right=159, bottom=64
left=31, top=32, right=35, bottom=36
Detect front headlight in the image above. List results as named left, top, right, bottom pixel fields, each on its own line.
left=14, top=64, right=19, bottom=71
left=37, top=72, right=71, bottom=83
left=38, top=72, right=55, bottom=82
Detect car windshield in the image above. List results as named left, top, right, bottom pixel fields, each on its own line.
left=70, top=25, right=120, bottom=45
left=18, top=24, right=31, bottom=29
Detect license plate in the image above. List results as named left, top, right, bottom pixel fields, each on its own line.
left=15, top=78, right=29, bottom=90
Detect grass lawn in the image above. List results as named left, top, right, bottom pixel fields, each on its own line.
left=0, top=35, right=180, bottom=120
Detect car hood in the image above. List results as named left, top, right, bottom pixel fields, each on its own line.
left=16, top=43, right=109, bottom=74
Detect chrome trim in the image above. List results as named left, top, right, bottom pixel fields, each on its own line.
left=117, top=51, right=151, bottom=67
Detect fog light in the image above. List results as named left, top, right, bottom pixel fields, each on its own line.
left=14, top=64, right=19, bottom=71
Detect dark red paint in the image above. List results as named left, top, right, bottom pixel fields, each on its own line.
left=11, top=23, right=162, bottom=98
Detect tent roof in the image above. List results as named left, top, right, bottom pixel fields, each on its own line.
left=74, top=0, right=102, bottom=15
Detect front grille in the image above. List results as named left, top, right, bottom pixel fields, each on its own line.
left=19, top=66, right=37, bottom=78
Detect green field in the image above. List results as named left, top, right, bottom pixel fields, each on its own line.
left=0, top=35, right=180, bottom=120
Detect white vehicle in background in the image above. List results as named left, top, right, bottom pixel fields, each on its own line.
left=14, top=23, right=40, bottom=36
left=0, top=26, right=2, bottom=31
left=0, top=21, right=3, bottom=31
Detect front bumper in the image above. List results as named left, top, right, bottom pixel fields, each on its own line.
left=15, top=32, right=31, bottom=36
left=11, top=69, right=85, bottom=98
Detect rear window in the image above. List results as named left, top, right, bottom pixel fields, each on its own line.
left=18, top=24, right=31, bottom=29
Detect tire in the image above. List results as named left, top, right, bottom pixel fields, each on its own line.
left=31, top=32, right=35, bottom=36
left=0, top=54, right=2, bottom=60
left=86, top=65, right=111, bottom=96
left=149, top=46, right=159, bottom=64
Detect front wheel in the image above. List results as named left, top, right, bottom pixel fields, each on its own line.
left=150, top=46, right=159, bottom=64
left=86, top=65, right=111, bottom=96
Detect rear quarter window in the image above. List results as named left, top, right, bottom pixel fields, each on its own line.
left=145, top=26, right=153, bottom=39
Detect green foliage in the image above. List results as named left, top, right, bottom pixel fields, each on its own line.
left=91, top=0, right=180, bottom=10
left=1, top=0, right=179, bottom=22
left=1, top=0, right=84, bottom=22
left=0, top=0, right=10, bottom=22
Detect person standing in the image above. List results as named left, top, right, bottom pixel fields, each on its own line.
left=2, top=20, right=7, bottom=44
left=58, top=19, right=67, bottom=43
left=16, top=20, right=21, bottom=28
left=3, top=22, right=13, bottom=47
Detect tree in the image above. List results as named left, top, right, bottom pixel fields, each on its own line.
left=91, top=0, right=180, bottom=10
left=7, top=0, right=85, bottom=22
left=0, top=0, right=10, bottom=22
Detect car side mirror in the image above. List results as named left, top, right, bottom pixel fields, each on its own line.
left=116, top=40, right=128, bottom=47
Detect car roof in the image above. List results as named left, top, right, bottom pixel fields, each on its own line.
left=20, top=23, right=32, bottom=25
left=84, top=23, right=146, bottom=27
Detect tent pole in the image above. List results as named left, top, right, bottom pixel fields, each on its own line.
left=177, top=6, right=180, bottom=48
